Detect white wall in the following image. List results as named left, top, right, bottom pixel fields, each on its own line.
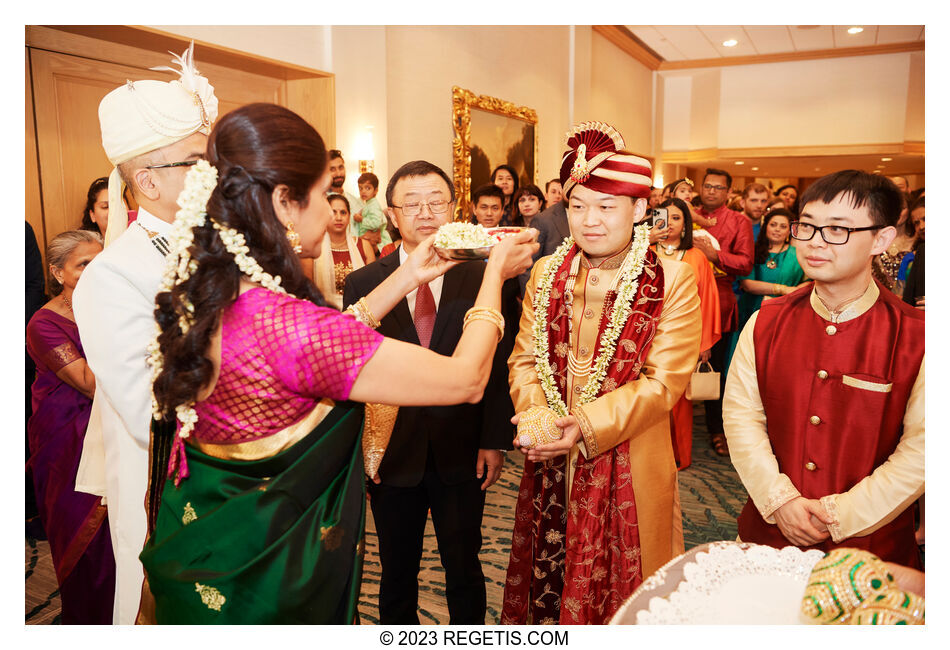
left=384, top=26, right=572, bottom=192
left=661, top=52, right=920, bottom=151
left=588, top=31, right=655, bottom=157
left=153, top=25, right=332, bottom=71
left=330, top=26, right=390, bottom=203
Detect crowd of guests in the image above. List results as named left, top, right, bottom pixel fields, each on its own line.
left=25, top=44, right=924, bottom=625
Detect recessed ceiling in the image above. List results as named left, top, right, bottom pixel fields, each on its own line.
left=627, top=25, right=924, bottom=62
left=686, top=152, right=923, bottom=180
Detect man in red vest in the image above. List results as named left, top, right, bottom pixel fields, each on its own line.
left=723, top=170, right=923, bottom=568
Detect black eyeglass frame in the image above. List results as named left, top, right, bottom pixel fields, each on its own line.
left=789, top=221, right=883, bottom=245
left=144, top=160, right=200, bottom=170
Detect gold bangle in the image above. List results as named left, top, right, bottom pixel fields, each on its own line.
left=344, top=297, right=381, bottom=329
left=463, top=306, right=503, bottom=323
left=463, top=306, right=504, bottom=333
left=462, top=308, right=504, bottom=342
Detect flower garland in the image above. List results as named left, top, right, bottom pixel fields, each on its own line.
left=147, top=159, right=287, bottom=440
left=531, top=225, right=652, bottom=416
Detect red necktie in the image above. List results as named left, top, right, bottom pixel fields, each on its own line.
left=414, top=282, right=436, bottom=348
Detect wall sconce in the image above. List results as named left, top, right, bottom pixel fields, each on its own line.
left=355, top=126, right=375, bottom=175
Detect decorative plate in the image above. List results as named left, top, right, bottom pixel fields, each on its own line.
left=615, top=542, right=826, bottom=625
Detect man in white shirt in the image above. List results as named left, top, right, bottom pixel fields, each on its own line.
left=72, top=43, right=218, bottom=624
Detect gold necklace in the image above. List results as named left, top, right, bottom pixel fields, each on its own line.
left=62, top=295, right=74, bottom=313
left=565, top=251, right=626, bottom=378
left=815, top=288, right=866, bottom=322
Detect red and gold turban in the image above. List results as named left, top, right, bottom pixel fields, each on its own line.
left=559, top=121, right=652, bottom=199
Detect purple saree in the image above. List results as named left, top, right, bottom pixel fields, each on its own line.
left=26, top=309, right=115, bottom=624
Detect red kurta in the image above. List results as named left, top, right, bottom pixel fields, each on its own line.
left=739, top=283, right=924, bottom=567
left=694, top=205, right=754, bottom=332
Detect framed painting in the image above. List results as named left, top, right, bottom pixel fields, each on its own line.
left=452, top=86, right=538, bottom=221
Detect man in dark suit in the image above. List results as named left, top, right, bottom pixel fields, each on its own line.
left=343, top=160, right=519, bottom=624
left=532, top=198, right=571, bottom=258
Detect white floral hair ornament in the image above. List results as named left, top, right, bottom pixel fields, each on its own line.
left=148, top=160, right=288, bottom=484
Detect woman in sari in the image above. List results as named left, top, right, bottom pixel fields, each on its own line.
left=313, top=194, right=376, bottom=310
left=139, top=103, right=537, bottom=624
left=26, top=229, right=115, bottom=624
left=653, top=198, right=721, bottom=469
left=737, top=207, right=808, bottom=332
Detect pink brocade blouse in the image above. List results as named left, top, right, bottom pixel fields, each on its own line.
left=193, top=288, right=383, bottom=443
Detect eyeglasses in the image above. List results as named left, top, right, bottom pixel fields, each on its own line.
left=790, top=221, right=883, bottom=245
left=144, top=160, right=200, bottom=170
left=391, top=199, right=451, bottom=217
left=702, top=183, right=728, bottom=192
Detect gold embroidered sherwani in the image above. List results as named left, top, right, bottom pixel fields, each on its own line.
left=509, top=254, right=702, bottom=578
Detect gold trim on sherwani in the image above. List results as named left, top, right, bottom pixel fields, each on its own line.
left=507, top=256, right=702, bottom=581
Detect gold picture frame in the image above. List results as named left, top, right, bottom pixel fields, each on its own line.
left=452, top=86, right=538, bottom=221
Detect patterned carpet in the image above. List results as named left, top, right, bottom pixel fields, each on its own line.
left=26, top=403, right=747, bottom=624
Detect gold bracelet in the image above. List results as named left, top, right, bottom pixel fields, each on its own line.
left=463, top=314, right=504, bottom=342
left=344, top=297, right=381, bottom=329
left=463, top=306, right=504, bottom=332
left=462, top=307, right=504, bottom=341
left=463, top=306, right=503, bottom=323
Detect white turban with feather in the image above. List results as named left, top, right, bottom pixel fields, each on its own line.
left=97, top=42, right=218, bottom=245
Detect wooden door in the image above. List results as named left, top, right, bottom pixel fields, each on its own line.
left=27, top=46, right=284, bottom=264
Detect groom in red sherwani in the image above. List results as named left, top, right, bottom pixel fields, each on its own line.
left=723, top=170, right=924, bottom=568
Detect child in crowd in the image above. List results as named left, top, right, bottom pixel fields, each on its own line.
left=353, top=172, right=392, bottom=252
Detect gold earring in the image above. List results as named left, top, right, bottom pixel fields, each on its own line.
left=285, top=221, right=302, bottom=254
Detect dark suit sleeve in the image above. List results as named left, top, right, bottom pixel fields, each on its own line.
left=478, top=277, right=519, bottom=450
left=26, top=222, right=46, bottom=325
left=533, top=216, right=550, bottom=263
left=902, top=243, right=924, bottom=305
left=342, top=263, right=372, bottom=308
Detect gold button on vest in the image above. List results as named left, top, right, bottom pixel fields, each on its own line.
left=810, top=415, right=821, bottom=425
left=805, top=462, right=817, bottom=471
left=825, top=325, right=837, bottom=335
left=817, top=370, right=829, bottom=379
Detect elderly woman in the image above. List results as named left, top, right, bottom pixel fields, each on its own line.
left=26, top=229, right=114, bottom=624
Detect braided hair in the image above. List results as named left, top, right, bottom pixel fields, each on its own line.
left=152, top=103, right=329, bottom=420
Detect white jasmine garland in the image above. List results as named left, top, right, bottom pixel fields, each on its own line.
left=147, top=160, right=288, bottom=439
left=531, top=225, right=652, bottom=416
left=433, top=222, right=494, bottom=248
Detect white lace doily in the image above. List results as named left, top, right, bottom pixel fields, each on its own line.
left=633, top=542, right=825, bottom=624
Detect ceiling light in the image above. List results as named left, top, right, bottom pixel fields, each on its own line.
left=723, top=39, right=738, bottom=47
left=735, top=161, right=744, bottom=165
left=872, top=169, right=881, bottom=174
left=881, top=157, right=892, bottom=162
left=848, top=27, right=864, bottom=35
left=751, top=167, right=759, bottom=171
left=876, top=165, right=886, bottom=169
left=815, top=167, right=821, bottom=172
